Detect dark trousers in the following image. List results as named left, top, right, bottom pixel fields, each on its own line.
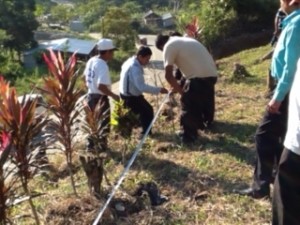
left=121, top=95, right=154, bottom=135
left=272, top=148, right=300, bottom=225
left=86, top=94, right=110, bottom=150
left=180, top=77, right=217, bottom=141
left=252, top=92, right=288, bottom=193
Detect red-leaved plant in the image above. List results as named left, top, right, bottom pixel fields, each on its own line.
left=185, top=16, right=201, bottom=39
left=0, top=130, right=12, bottom=225
left=39, top=50, right=83, bottom=196
left=80, top=99, right=109, bottom=196
left=0, top=76, right=48, bottom=225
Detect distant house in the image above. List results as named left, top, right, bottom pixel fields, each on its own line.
left=144, top=10, right=161, bottom=27
left=161, top=13, right=175, bottom=28
left=69, top=20, right=86, bottom=33
left=22, top=38, right=97, bottom=68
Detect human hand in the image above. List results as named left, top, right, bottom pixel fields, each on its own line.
left=160, top=87, right=168, bottom=94
left=267, top=99, right=281, bottom=114
left=112, top=94, right=120, bottom=102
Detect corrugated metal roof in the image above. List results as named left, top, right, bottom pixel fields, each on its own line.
left=40, top=38, right=97, bottom=55
left=162, top=13, right=173, bottom=20
left=144, top=10, right=160, bottom=18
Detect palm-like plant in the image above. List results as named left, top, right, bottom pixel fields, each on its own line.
left=0, top=130, right=12, bottom=225
left=39, top=50, right=82, bottom=196
left=0, top=76, right=48, bottom=225
left=80, top=101, right=108, bottom=196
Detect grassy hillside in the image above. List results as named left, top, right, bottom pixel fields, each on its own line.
left=10, top=44, right=274, bottom=225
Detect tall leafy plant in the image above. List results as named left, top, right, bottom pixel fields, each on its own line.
left=80, top=101, right=107, bottom=196
left=0, top=76, right=48, bottom=225
left=0, top=131, right=12, bottom=225
left=39, top=50, right=82, bottom=196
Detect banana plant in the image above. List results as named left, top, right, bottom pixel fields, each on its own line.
left=0, top=76, right=48, bottom=225
left=39, top=50, right=82, bottom=196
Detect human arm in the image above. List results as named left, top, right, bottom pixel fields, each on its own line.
left=268, top=25, right=300, bottom=113
left=274, top=12, right=280, bottom=37
left=130, top=65, right=162, bottom=95
left=99, top=84, right=119, bottom=101
left=165, top=65, right=183, bottom=95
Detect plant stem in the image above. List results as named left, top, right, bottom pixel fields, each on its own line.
left=67, top=155, right=78, bottom=196
left=21, top=178, right=40, bottom=225
left=0, top=170, right=7, bottom=225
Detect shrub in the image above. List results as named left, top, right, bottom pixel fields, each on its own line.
left=0, top=59, right=23, bottom=84
left=198, top=0, right=237, bottom=47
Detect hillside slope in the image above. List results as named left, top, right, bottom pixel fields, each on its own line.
left=11, top=44, right=274, bottom=225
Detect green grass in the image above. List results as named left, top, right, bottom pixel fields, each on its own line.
left=8, top=44, right=275, bottom=224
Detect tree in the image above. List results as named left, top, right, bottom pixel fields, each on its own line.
left=0, top=0, right=38, bottom=60
left=50, top=4, right=75, bottom=25
left=76, top=0, right=108, bottom=29
left=102, top=6, right=137, bottom=51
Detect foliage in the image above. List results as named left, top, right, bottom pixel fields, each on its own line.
left=0, top=29, right=10, bottom=47
left=50, top=4, right=75, bottom=25
left=0, top=58, right=24, bottom=84
left=102, top=7, right=137, bottom=51
left=0, top=76, right=48, bottom=225
left=0, top=131, right=11, bottom=225
left=109, top=50, right=134, bottom=79
left=111, top=100, right=139, bottom=138
left=233, top=0, right=278, bottom=31
left=80, top=98, right=108, bottom=195
left=39, top=50, right=83, bottom=196
left=197, top=0, right=237, bottom=46
left=177, top=0, right=278, bottom=46
left=0, top=0, right=38, bottom=57
left=81, top=100, right=107, bottom=152
left=35, top=0, right=55, bottom=14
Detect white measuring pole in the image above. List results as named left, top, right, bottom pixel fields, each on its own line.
left=92, top=91, right=171, bottom=225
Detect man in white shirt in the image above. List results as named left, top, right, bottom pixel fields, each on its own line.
left=84, top=38, right=119, bottom=150
left=119, top=46, right=168, bottom=138
left=272, top=57, right=300, bottom=224
left=155, top=34, right=218, bottom=144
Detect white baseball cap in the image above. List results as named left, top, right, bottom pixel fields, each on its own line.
left=97, top=38, right=117, bottom=51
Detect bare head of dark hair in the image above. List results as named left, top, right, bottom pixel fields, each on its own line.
left=136, top=46, right=152, bottom=57
left=155, top=34, right=170, bottom=51
left=169, top=31, right=182, bottom=37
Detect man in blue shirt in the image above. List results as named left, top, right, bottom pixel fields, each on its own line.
left=237, top=0, right=300, bottom=199
left=119, top=46, right=168, bottom=138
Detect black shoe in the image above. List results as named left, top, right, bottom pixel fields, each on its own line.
left=234, top=187, right=269, bottom=199
left=132, top=182, right=168, bottom=206
left=180, top=135, right=197, bottom=145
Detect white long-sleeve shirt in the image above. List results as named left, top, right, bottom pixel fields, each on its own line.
left=119, top=56, right=160, bottom=96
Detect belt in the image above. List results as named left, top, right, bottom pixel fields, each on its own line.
left=120, top=94, right=142, bottom=99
